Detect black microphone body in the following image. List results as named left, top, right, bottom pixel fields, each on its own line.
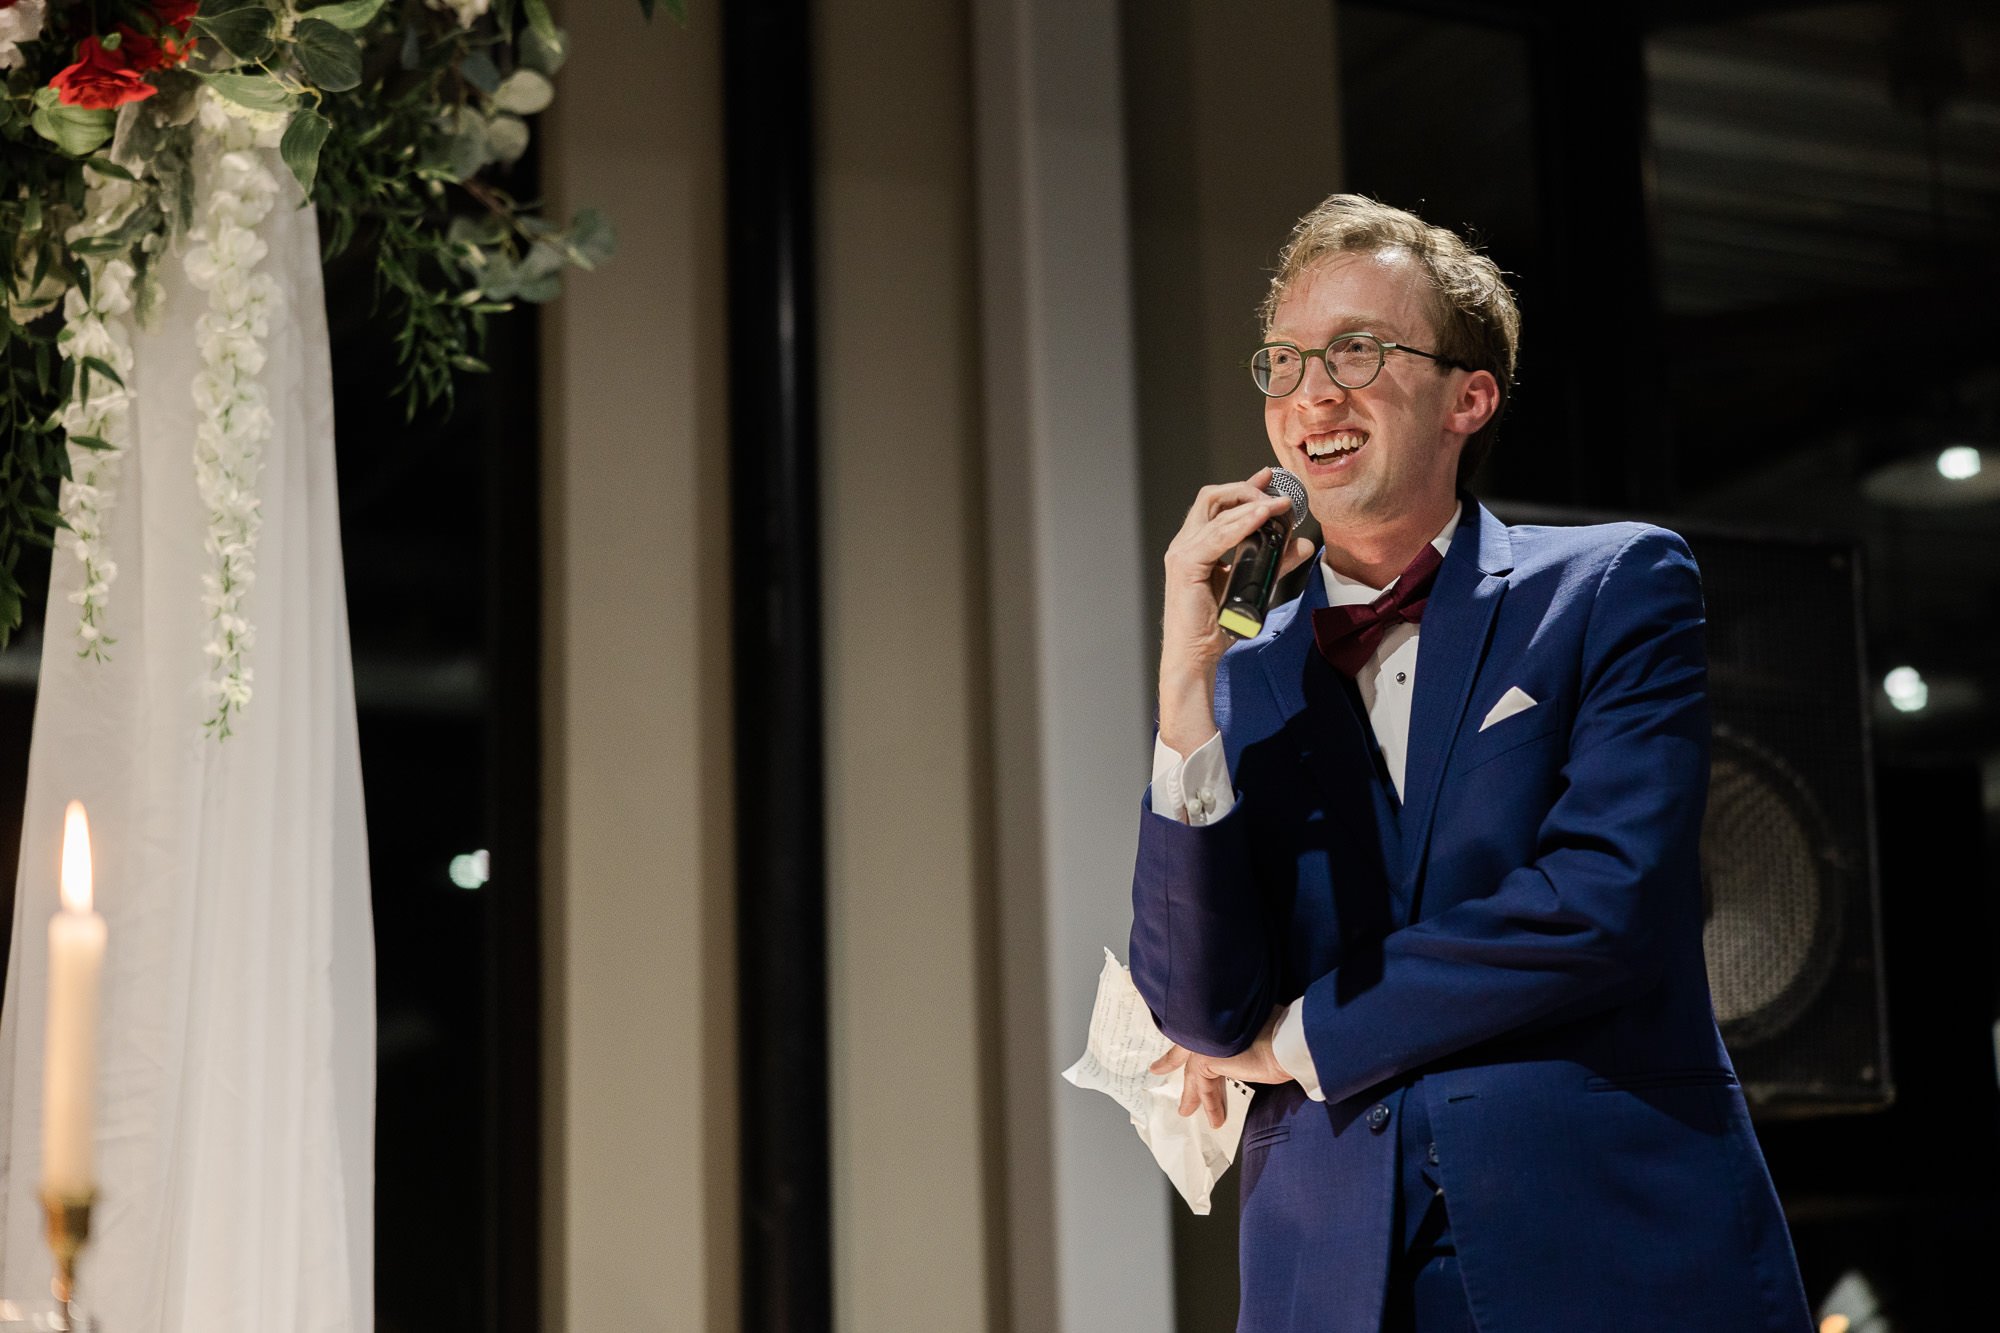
left=1217, top=468, right=1308, bottom=641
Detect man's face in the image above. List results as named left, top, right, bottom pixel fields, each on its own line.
left=1262, top=249, right=1468, bottom=533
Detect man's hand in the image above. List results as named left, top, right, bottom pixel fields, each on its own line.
left=1159, top=468, right=1316, bottom=755
left=1149, top=1006, right=1293, bottom=1129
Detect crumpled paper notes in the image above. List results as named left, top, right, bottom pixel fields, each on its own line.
left=1062, top=947, right=1254, bottom=1214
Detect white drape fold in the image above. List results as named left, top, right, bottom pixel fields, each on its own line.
left=0, top=158, right=374, bottom=1332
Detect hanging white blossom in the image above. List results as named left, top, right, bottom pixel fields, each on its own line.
left=54, top=173, right=140, bottom=661
left=182, top=92, right=283, bottom=738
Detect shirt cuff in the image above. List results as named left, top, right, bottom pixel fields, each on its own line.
left=1273, top=999, right=1325, bottom=1102
left=1149, top=730, right=1235, bottom=825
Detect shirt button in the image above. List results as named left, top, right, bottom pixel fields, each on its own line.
left=1395, top=671, right=1408, bottom=684
left=1367, top=1103, right=1390, bottom=1132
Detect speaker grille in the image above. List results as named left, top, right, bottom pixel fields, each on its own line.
left=1701, top=730, right=1843, bottom=1044
left=1686, top=531, right=1888, bottom=1114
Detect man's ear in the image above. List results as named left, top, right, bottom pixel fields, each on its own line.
left=1446, top=369, right=1501, bottom=439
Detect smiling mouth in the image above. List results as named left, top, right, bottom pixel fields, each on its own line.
left=1303, top=431, right=1366, bottom=462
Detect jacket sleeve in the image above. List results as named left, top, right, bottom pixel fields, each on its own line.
left=1298, top=527, right=1711, bottom=1102
left=1127, top=658, right=1275, bottom=1057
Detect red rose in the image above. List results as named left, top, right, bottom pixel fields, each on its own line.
left=151, top=0, right=200, bottom=28
left=113, top=22, right=196, bottom=71
left=50, top=37, right=158, bottom=110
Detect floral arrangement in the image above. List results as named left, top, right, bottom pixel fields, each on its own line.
left=0, top=0, right=668, bottom=734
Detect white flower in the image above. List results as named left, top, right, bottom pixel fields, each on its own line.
left=185, top=89, right=283, bottom=737
left=425, top=0, right=491, bottom=28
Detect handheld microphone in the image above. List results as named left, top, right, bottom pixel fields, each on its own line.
left=1217, top=468, right=1308, bottom=641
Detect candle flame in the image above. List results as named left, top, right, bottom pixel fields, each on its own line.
left=60, top=801, right=92, bottom=913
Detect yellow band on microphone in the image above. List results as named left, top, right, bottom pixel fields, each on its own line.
left=1218, top=607, right=1263, bottom=640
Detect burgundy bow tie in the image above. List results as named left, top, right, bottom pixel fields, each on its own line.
left=1311, top=542, right=1446, bottom=677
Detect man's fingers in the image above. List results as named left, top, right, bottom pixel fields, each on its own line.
left=1150, top=1044, right=1189, bottom=1076
left=1200, top=1072, right=1227, bottom=1129
left=1177, top=1062, right=1204, bottom=1118
left=1171, top=494, right=1292, bottom=578
left=1278, top=534, right=1317, bottom=579
left=1179, top=469, right=1279, bottom=534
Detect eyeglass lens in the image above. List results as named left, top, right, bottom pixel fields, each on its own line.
left=1252, top=336, right=1384, bottom=395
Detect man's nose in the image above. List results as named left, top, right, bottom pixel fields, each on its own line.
left=1298, top=351, right=1348, bottom=402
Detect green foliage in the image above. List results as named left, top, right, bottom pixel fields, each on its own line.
left=308, top=5, right=620, bottom=419
left=292, top=19, right=363, bottom=93
left=194, top=0, right=280, bottom=64
left=0, top=0, right=651, bottom=646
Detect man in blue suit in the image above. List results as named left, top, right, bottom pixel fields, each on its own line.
left=1128, top=195, right=1812, bottom=1331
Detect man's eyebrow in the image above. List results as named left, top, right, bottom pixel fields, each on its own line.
left=1266, top=317, right=1407, bottom=342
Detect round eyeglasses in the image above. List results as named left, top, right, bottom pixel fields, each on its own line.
left=1249, top=333, right=1475, bottom=397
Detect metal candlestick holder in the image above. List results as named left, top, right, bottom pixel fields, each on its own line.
left=39, top=1189, right=93, bottom=1327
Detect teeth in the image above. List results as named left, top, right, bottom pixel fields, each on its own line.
left=1306, top=434, right=1365, bottom=460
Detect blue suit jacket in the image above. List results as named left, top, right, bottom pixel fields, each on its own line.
left=1129, top=498, right=1812, bottom=1332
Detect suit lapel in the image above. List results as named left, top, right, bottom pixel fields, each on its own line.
left=1256, top=559, right=1375, bottom=812
left=1397, top=500, right=1514, bottom=913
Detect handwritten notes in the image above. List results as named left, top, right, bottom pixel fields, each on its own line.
left=1062, top=948, right=1254, bottom=1214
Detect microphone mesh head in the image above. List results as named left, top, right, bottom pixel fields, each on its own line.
left=1266, top=468, right=1308, bottom=529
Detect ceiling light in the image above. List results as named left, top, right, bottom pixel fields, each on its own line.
left=1883, top=666, right=1927, bottom=713
left=1937, top=445, right=1983, bottom=480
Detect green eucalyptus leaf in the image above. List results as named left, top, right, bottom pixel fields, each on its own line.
left=492, top=69, right=554, bottom=116
left=30, top=105, right=116, bottom=158
left=195, top=1, right=279, bottom=63
left=300, top=0, right=388, bottom=31
left=442, top=125, right=491, bottom=182
left=521, top=0, right=560, bottom=47
left=461, top=51, right=502, bottom=96
left=477, top=254, right=520, bottom=302
left=293, top=19, right=363, bottom=93
left=519, top=23, right=567, bottom=77
left=518, top=241, right=565, bottom=282
left=201, top=71, right=297, bottom=114
left=485, top=114, right=529, bottom=164
left=280, top=108, right=333, bottom=196
left=566, top=208, right=616, bottom=267
left=514, top=273, right=561, bottom=303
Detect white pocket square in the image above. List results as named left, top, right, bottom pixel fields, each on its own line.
left=1479, top=687, right=1538, bottom=732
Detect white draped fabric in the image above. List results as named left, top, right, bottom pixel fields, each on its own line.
left=0, top=150, right=374, bottom=1329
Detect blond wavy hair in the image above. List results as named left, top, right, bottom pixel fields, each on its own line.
left=1260, top=194, right=1520, bottom=482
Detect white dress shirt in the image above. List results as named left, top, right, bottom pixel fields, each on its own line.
left=1149, top=503, right=1463, bottom=1099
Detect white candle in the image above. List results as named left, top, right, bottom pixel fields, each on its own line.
left=43, top=800, right=106, bottom=1199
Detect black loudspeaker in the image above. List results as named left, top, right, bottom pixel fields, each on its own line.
left=1495, top=503, right=1892, bottom=1115
left=1689, top=531, right=1890, bottom=1114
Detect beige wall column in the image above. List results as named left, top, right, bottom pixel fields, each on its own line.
left=973, top=1, right=1178, bottom=1328
left=816, top=2, right=1000, bottom=1328
left=542, top=6, right=737, bottom=1331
